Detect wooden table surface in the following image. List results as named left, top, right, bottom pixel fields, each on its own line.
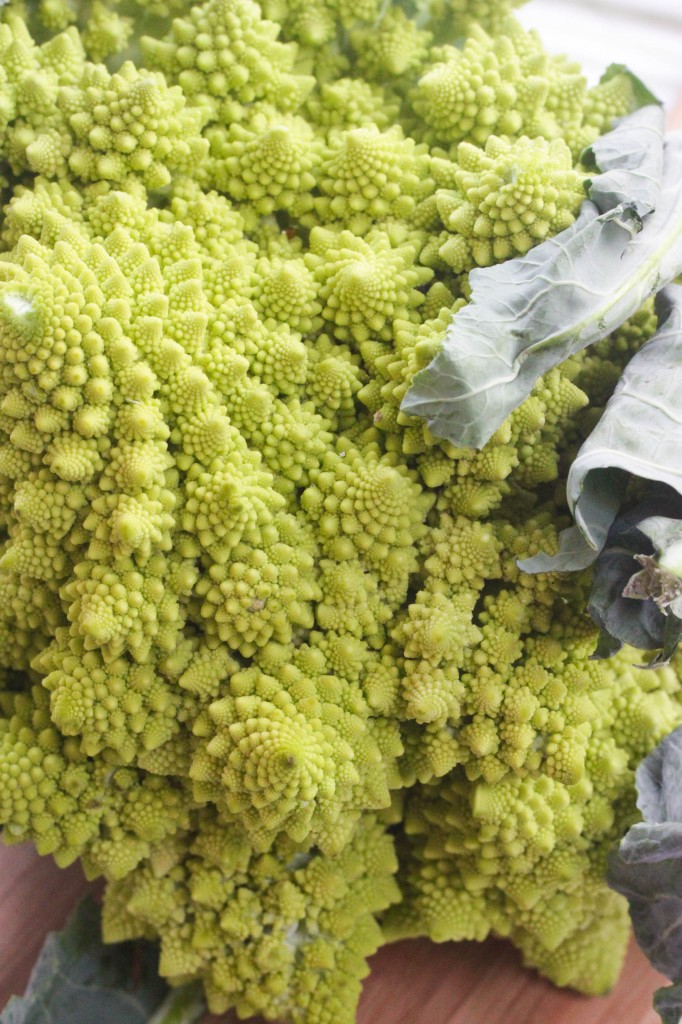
left=0, top=842, right=668, bottom=1024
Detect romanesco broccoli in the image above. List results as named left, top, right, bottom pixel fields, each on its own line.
left=0, top=0, right=675, bottom=1021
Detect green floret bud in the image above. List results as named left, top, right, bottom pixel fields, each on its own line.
left=262, top=0, right=337, bottom=48
left=305, top=77, right=401, bottom=133
left=314, top=124, right=434, bottom=232
left=59, top=61, right=209, bottom=188
left=305, top=225, right=433, bottom=343
left=141, top=0, right=313, bottom=110
left=81, top=3, right=133, bottom=63
left=431, top=134, right=587, bottom=271
left=197, top=661, right=401, bottom=851
left=349, top=7, right=432, bottom=81
left=427, top=0, right=531, bottom=41
left=204, top=104, right=323, bottom=215
left=411, top=28, right=526, bottom=146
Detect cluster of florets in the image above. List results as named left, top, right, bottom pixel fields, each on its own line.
left=0, top=0, right=676, bottom=1021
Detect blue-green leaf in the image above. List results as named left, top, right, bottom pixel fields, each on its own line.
left=609, top=726, right=682, bottom=1011
left=521, top=287, right=682, bottom=572
left=583, top=499, right=671, bottom=657
left=654, top=980, right=682, bottom=1024
left=582, top=85, right=664, bottom=216
left=0, top=897, right=170, bottom=1024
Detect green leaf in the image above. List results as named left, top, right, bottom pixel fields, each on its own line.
left=584, top=500, right=670, bottom=658
left=401, top=103, right=672, bottom=449
left=646, top=612, right=682, bottom=669
left=538, top=490, right=682, bottom=665
left=520, top=287, right=682, bottom=572
left=620, top=514, right=682, bottom=665
left=654, top=982, right=682, bottom=1024
left=581, top=76, right=663, bottom=216
left=608, top=726, right=682, bottom=1023
left=0, top=897, right=170, bottom=1024
left=608, top=727, right=682, bottom=994
left=520, top=473, right=626, bottom=574
left=636, top=722, right=682, bottom=823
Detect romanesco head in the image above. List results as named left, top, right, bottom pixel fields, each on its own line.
left=0, top=2, right=670, bottom=1022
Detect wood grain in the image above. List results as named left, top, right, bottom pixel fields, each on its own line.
left=0, top=842, right=668, bottom=1024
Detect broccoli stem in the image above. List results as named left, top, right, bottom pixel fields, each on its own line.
left=146, top=984, right=206, bottom=1024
